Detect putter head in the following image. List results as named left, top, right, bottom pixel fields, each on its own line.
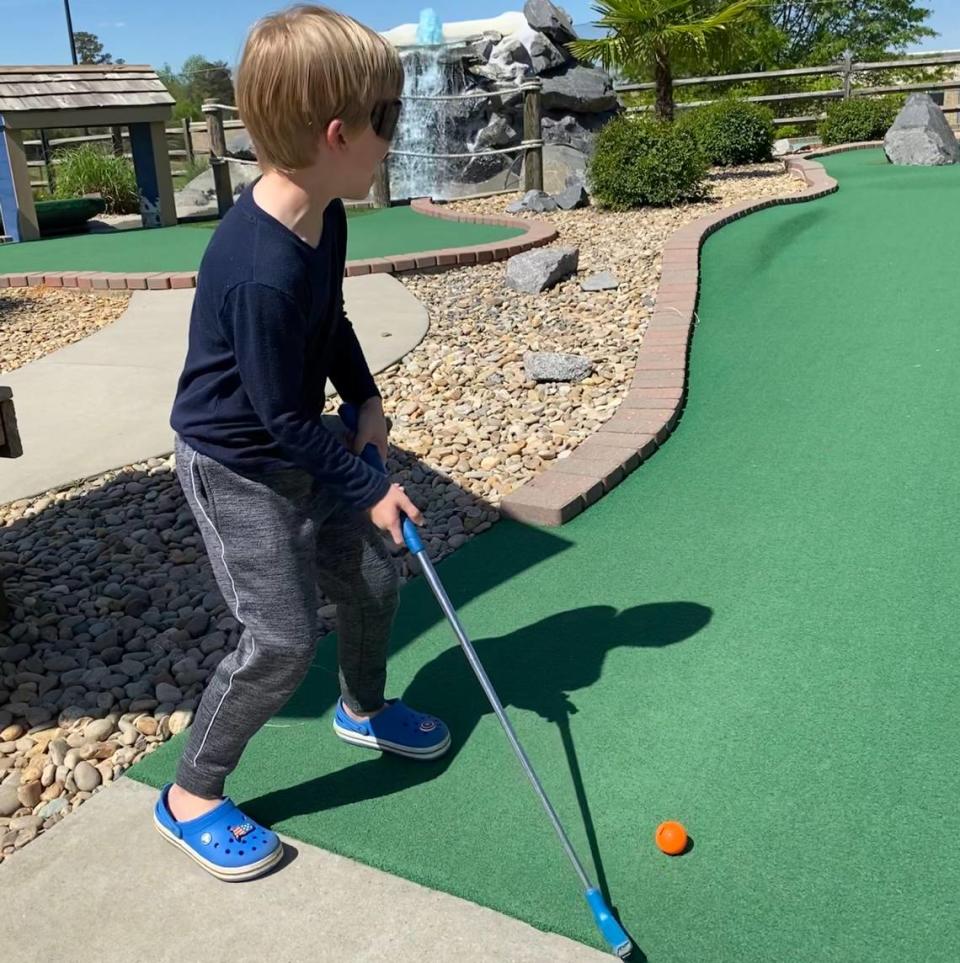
left=585, top=888, right=633, bottom=959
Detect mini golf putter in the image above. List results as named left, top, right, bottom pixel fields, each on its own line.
left=338, top=403, right=634, bottom=959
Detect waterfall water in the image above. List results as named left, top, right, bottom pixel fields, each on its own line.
left=390, top=9, right=462, bottom=201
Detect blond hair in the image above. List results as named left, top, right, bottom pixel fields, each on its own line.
left=236, top=4, right=403, bottom=171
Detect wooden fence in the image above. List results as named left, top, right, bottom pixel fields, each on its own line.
left=614, top=51, right=960, bottom=128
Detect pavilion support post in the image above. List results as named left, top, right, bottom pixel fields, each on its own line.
left=128, top=120, right=177, bottom=228
left=0, top=125, right=39, bottom=242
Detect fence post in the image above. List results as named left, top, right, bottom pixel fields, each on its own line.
left=841, top=49, right=854, bottom=99
left=182, top=118, right=195, bottom=167
left=38, top=129, right=55, bottom=193
left=523, top=79, right=543, bottom=192
left=203, top=99, right=234, bottom=216
left=373, top=158, right=391, bottom=207
left=110, top=126, right=124, bottom=157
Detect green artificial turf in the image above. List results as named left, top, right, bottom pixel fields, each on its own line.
left=129, top=150, right=960, bottom=961
left=0, top=205, right=523, bottom=274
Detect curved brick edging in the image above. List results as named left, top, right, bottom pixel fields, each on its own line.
left=0, top=201, right=557, bottom=291
left=344, top=198, right=557, bottom=276
left=500, top=155, right=843, bottom=527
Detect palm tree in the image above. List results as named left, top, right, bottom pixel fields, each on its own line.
left=568, top=0, right=760, bottom=122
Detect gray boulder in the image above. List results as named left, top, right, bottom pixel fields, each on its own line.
left=458, top=151, right=516, bottom=185
left=518, top=26, right=569, bottom=74
left=225, top=130, right=256, bottom=161
left=541, top=110, right=617, bottom=156
left=505, top=246, right=579, bottom=293
left=524, top=0, right=578, bottom=46
left=473, top=113, right=519, bottom=151
left=507, top=189, right=557, bottom=214
left=884, top=93, right=959, bottom=166
left=553, top=181, right=589, bottom=210
left=524, top=351, right=592, bottom=382
left=488, top=36, right=533, bottom=81
left=580, top=271, right=619, bottom=292
left=182, top=160, right=261, bottom=196
left=542, top=144, right=588, bottom=194
left=541, top=65, right=618, bottom=113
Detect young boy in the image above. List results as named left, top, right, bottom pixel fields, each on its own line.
left=153, top=4, right=451, bottom=881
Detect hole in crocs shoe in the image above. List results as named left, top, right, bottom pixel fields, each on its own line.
left=214, top=843, right=219, bottom=848
left=226, top=849, right=231, bottom=854
left=252, top=847, right=257, bottom=852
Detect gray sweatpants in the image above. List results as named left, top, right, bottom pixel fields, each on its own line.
left=173, top=434, right=399, bottom=799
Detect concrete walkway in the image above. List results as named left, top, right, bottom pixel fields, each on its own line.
left=0, top=274, right=428, bottom=504
left=0, top=778, right=608, bottom=963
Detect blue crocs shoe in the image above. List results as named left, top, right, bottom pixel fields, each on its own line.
left=153, top=783, right=283, bottom=881
left=333, top=698, right=451, bottom=760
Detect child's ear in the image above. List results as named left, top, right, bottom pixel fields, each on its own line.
left=325, top=118, right=348, bottom=151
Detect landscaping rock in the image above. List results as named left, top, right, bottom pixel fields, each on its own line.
left=541, top=65, right=618, bottom=114
left=17, top=780, right=43, bottom=809
left=0, top=784, right=20, bottom=817
left=505, top=246, right=579, bottom=293
left=169, top=709, right=195, bottom=735
left=225, top=130, right=256, bottom=161
left=473, top=113, right=519, bottom=151
left=580, top=271, right=619, bottom=291
left=83, top=718, right=115, bottom=744
left=884, top=93, right=959, bottom=166
left=38, top=797, right=69, bottom=820
left=488, top=35, right=533, bottom=81
left=155, top=683, right=183, bottom=704
left=73, top=761, right=101, bottom=793
left=541, top=110, right=614, bottom=158
left=516, top=23, right=568, bottom=74
left=524, top=352, right=592, bottom=383
left=506, top=190, right=557, bottom=214
left=523, top=0, right=578, bottom=45
left=553, top=181, right=589, bottom=210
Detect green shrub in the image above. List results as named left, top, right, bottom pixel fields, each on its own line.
left=588, top=116, right=709, bottom=209
left=774, top=124, right=802, bottom=140
left=53, top=145, right=140, bottom=215
left=679, top=99, right=775, bottom=166
left=818, top=96, right=904, bottom=146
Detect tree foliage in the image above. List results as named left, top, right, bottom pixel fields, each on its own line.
left=158, top=56, right=235, bottom=121
left=767, top=1, right=936, bottom=66
left=74, top=31, right=124, bottom=65
left=570, top=0, right=760, bottom=120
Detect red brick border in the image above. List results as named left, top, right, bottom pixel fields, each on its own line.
left=500, top=153, right=843, bottom=526
left=0, top=199, right=555, bottom=291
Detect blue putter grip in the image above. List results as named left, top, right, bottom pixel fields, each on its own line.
left=338, top=403, right=423, bottom=555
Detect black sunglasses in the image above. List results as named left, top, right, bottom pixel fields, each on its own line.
left=371, top=99, right=402, bottom=142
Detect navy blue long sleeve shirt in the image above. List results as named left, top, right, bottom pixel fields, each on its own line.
left=170, top=186, right=390, bottom=509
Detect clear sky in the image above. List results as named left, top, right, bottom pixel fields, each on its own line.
left=0, top=0, right=958, bottom=69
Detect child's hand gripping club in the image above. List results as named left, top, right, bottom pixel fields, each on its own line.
left=339, top=403, right=424, bottom=552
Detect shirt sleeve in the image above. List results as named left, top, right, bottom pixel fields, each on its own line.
left=327, top=199, right=380, bottom=407
left=328, top=294, right=380, bottom=406
left=221, top=280, right=390, bottom=509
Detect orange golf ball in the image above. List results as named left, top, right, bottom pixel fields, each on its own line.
left=655, top=821, right=688, bottom=855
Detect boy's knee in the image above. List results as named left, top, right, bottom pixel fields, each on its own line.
left=363, top=557, right=399, bottom=606
left=256, top=632, right=318, bottom=675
